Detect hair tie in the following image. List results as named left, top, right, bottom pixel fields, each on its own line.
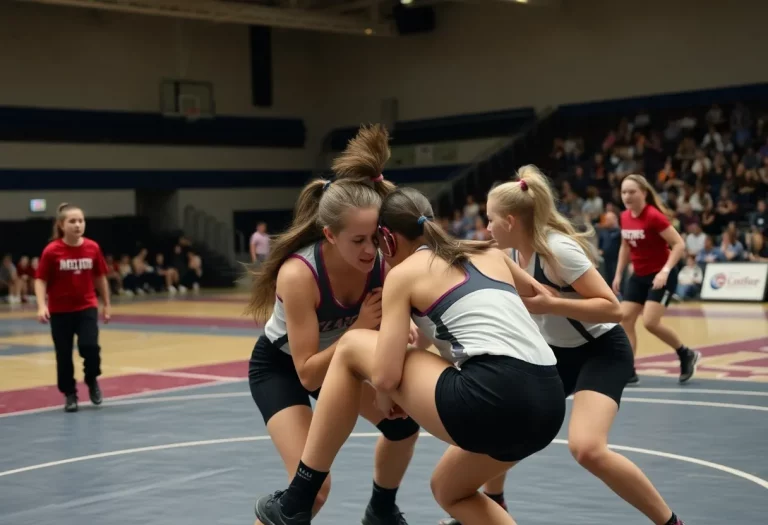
left=323, top=180, right=332, bottom=191
left=417, top=215, right=429, bottom=226
left=519, top=179, right=528, bottom=191
left=372, top=174, right=384, bottom=182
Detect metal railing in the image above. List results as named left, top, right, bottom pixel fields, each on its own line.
left=182, top=204, right=244, bottom=265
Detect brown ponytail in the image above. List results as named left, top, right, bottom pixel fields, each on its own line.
left=245, top=124, right=396, bottom=323
left=380, top=187, right=493, bottom=269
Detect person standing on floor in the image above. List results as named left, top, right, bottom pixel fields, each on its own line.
left=35, top=203, right=111, bottom=413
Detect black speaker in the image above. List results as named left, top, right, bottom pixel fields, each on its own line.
left=249, top=25, right=273, bottom=107
left=392, top=5, right=435, bottom=35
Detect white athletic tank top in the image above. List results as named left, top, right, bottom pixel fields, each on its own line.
left=263, top=242, right=384, bottom=355
left=510, top=231, right=615, bottom=348
left=410, top=247, right=556, bottom=368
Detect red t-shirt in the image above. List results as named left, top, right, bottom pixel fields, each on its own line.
left=36, top=238, right=108, bottom=313
left=620, top=205, right=671, bottom=277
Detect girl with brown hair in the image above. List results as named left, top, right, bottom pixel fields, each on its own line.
left=35, top=203, right=111, bottom=413
left=246, top=125, right=419, bottom=525
left=613, top=174, right=700, bottom=384
left=253, top=186, right=565, bottom=525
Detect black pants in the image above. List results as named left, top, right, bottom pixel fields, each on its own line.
left=50, top=307, right=101, bottom=396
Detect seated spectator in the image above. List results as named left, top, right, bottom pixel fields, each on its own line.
left=720, top=230, right=745, bottom=261
left=747, top=232, right=768, bottom=262
left=696, top=236, right=725, bottom=265
left=118, top=254, right=139, bottom=296
left=104, top=254, right=123, bottom=296
left=677, top=203, right=700, bottom=232
left=0, top=255, right=23, bottom=304
left=749, top=200, right=767, bottom=233
left=685, top=223, right=707, bottom=256
left=465, top=215, right=491, bottom=241
left=179, top=250, right=202, bottom=293
left=16, top=255, right=35, bottom=299
left=676, top=255, right=704, bottom=300
left=581, top=186, right=604, bottom=224
left=688, top=182, right=713, bottom=212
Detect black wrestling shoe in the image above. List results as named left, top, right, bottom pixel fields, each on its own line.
left=362, top=502, right=409, bottom=525
left=88, top=380, right=102, bottom=406
left=678, top=348, right=701, bottom=383
left=255, top=491, right=310, bottom=525
left=64, top=394, right=78, bottom=413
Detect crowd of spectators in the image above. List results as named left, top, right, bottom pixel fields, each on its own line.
left=1, top=236, right=203, bottom=304
left=440, top=101, right=768, bottom=301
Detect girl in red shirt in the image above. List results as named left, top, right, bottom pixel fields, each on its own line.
left=35, top=203, right=111, bottom=413
left=612, top=175, right=700, bottom=384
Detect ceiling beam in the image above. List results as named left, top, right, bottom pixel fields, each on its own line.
left=13, top=0, right=396, bottom=36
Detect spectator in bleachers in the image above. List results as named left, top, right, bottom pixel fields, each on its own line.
left=179, top=249, right=202, bottom=293
left=1, top=255, right=23, bottom=304
left=676, top=255, right=704, bottom=300
left=465, top=215, right=491, bottom=241
left=16, top=255, right=35, bottom=299
left=154, top=253, right=179, bottom=294
left=597, top=210, right=621, bottom=283
left=747, top=231, right=768, bottom=261
left=719, top=230, right=745, bottom=261
left=463, top=195, right=480, bottom=219
left=581, top=186, right=604, bottom=225
left=695, top=235, right=725, bottom=265
left=103, top=255, right=123, bottom=295
left=749, top=199, right=767, bottom=232
left=684, top=222, right=707, bottom=256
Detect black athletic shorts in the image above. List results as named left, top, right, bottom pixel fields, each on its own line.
left=248, top=335, right=321, bottom=424
left=435, top=354, right=566, bottom=463
left=550, top=325, right=634, bottom=407
left=623, top=266, right=678, bottom=306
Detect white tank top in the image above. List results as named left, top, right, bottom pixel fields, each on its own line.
left=409, top=248, right=556, bottom=368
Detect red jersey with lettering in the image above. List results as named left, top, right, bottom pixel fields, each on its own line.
left=36, top=238, right=108, bottom=313
left=620, top=205, right=671, bottom=277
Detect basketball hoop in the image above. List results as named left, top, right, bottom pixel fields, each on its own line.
left=183, top=106, right=201, bottom=123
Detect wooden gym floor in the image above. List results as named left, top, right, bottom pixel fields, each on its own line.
left=0, top=293, right=766, bottom=524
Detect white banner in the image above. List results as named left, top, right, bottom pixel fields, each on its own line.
left=700, top=262, right=768, bottom=301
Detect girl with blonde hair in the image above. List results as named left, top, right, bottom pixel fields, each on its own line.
left=438, top=165, right=686, bottom=525
left=613, top=174, right=700, bottom=384
left=247, top=125, right=420, bottom=525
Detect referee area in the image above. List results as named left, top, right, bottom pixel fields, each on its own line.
left=1, top=294, right=767, bottom=525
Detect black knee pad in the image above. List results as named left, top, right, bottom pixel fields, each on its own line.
left=376, top=417, right=420, bottom=441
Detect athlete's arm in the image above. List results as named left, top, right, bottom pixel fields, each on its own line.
left=614, top=237, right=630, bottom=281
left=658, top=225, right=685, bottom=272
left=278, top=260, right=336, bottom=392
left=549, top=267, right=622, bottom=323
left=371, top=264, right=413, bottom=393
left=385, top=258, right=429, bottom=350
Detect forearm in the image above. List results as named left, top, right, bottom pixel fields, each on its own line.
left=549, top=296, right=622, bottom=324
left=34, top=279, right=47, bottom=304
left=94, top=276, right=110, bottom=306
left=299, top=340, right=341, bottom=391
left=663, top=241, right=685, bottom=270
left=614, top=242, right=630, bottom=277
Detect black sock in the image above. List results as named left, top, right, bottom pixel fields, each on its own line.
left=370, top=481, right=398, bottom=514
left=664, top=512, right=681, bottom=525
left=484, top=491, right=507, bottom=510
left=675, top=345, right=688, bottom=357
left=279, top=460, right=328, bottom=517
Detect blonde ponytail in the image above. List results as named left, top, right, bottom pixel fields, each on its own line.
left=488, top=164, right=596, bottom=268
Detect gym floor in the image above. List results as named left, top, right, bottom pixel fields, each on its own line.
left=1, top=294, right=767, bottom=524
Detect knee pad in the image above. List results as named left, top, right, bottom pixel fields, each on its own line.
left=376, top=417, right=420, bottom=442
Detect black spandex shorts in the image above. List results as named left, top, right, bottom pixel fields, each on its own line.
left=248, top=336, right=420, bottom=442
left=550, top=325, right=634, bottom=407
left=248, top=335, right=321, bottom=424
left=624, top=266, right=678, bottom=306
left=435, top=354, right=566, bottom=462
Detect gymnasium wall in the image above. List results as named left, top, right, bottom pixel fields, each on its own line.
left=0, top=1, right=320, bottom=172
left=312, top=0, right=768, bottom=129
